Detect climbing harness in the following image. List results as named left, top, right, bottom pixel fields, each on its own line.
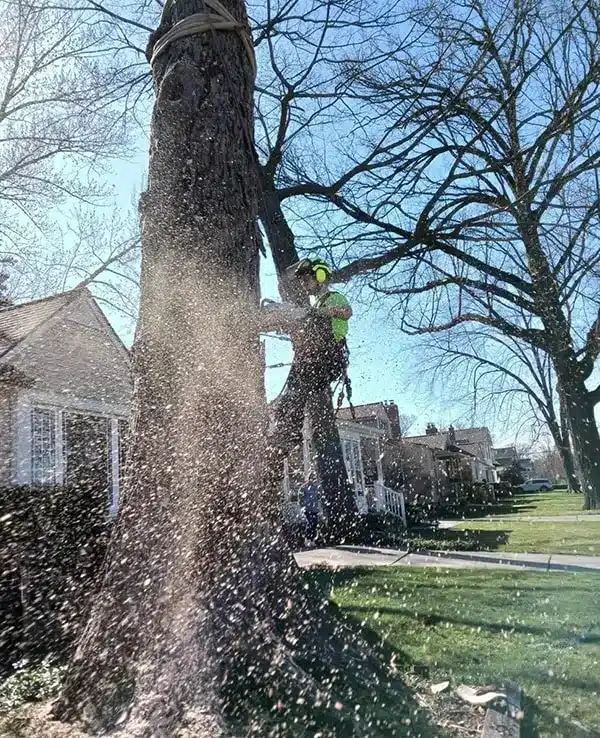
left=334, top=340, right=356, bottom=420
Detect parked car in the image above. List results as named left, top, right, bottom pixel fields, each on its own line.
left=520, top=478, right=553, bottom=492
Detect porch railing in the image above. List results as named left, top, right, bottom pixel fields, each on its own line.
left=373, top=482, right=407, bottom=527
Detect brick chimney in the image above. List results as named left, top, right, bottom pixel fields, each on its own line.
left=383, top=401, right=401, bottom=439
left=425, top=422, right=438, bottom=436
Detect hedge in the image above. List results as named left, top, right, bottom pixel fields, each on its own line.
left=0, top=484, right=110, bottom=674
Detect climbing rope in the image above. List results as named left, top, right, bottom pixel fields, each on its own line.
left=150, top=0, right=256, bottom=77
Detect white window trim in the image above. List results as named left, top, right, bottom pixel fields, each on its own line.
left=13, top=393, right=125, bottom=515
left=109, top=418, right=120, bottom=518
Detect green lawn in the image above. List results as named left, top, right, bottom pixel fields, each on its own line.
left=505, top=491, right=592, bottom=517
left=324, top=567, right=600, bottom=738
left=451, top=520, right=600, bottom=555
left=449, top=491, right=592, bottom=520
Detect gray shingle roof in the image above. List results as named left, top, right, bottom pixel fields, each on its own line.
left=337, top=402, right=389, bottom=421
left=0, top=289, right=80, bottom=359
left=405, top=427, right=491, bottom=452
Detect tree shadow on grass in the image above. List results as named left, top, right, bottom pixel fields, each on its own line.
left=339, top=604, right=600, bottom=645
left=446, top=503, right=536, bottom=519
left=302, top=570, right=459, bottom=737
left=521, top=693, right=598, bottom=738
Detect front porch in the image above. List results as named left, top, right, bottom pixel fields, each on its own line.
left=283, top=415, right=406, bottom=525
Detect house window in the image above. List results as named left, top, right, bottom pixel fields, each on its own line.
left=31, top=408, right=56, bottom=484
left=342, top=438, right=365, bottom=495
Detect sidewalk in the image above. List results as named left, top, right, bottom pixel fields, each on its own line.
left=439, top=513, right=600, bottom=528
left=295, top=545, right=600, bottom=573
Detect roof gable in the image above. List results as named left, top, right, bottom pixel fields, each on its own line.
left=0, top=290, right=78, bottom=358
left=0, top=287, right=130, bottom=367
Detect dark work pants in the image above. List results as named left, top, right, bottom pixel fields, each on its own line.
left=269, top=317, right=358, bottom=539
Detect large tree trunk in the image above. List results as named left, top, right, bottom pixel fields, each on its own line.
left=53, top=3, right=301, bottom=733
left=557, top=391, right=582, bottom=494
left=556, top=367, right=600, bottom=509
left=259, top=188, right=303, bottom=302
left=516, top=213, right=599, bottom=508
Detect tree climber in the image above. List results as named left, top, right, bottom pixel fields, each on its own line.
left=262, top=258, right=358, bottom=540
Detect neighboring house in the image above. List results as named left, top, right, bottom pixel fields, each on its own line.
left=284, top=412, right=388, bottom=516
left=0, top=289, right=131, bottom=515
left=404, top=423, right=497, bottom=484
left=337, top=401, right=401, bottom=439
left=493, top=446, right=534, bottom=475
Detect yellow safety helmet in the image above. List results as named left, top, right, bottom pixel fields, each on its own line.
left=293, top=258, right=332, bottom=284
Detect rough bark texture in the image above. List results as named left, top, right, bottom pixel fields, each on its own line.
left=53, top=3, right=303, bottom=733
left=557, top=369, right=600, bottom=509
left=259, top=189, right=303, bottom=303
left=557, top=393, right=582, bottom=495
left=47, top=6, right=406, bottom=736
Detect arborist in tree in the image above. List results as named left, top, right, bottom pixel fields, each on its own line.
left=262, top=258, right=358, bottom=539
left=268, top=258, right=352, bottom=448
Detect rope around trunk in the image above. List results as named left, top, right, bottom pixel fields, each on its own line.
left=150, top=0, right=256, bottom=77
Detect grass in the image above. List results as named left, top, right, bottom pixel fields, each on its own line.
left=446, top=490, right=593, bottom=520
left=449, top=520, right=600, bottom=555
left=317, top=566, right=600, bottom=738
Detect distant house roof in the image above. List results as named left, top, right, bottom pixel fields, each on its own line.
left=405, top=433, right=447, bottom=450
left=405, top=427, right=491, bottom=457
left=0, top=289, right=80, bottom=358
left=493, top=446, right=517, bottom=459
left=337, top=403, right=390, bottom=422
left=453, top=427, right=491, bottom=447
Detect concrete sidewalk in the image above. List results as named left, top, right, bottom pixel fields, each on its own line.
left=295, top=545, right=600, bottom=573
left=439, top=513, right=600, bottom=528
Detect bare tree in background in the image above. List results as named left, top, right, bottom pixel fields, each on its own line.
left=311, top=0, right=600, bottom=507
left=423, top=329, right=582, bottom=493
left=0, top=257, right=13, bottom=306
left=0, top=0, right=140, bottom=299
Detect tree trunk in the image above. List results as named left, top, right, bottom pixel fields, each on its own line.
left=259, top=188, right=303, bottom=302
left=556, top=367, right=600, bottom=509
left=53, top=3, right=301, bottom=733
left=558, top=391, right=582, bottom=494
left=308, top=388, right=359, bottom=541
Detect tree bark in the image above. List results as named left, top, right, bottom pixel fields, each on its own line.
left=557, top=391, right=582, bottom=494
left=53, top=3, right=303, bottom=733
left=556, top=367, right=600, bottom=508
left=308, top=388, right=359, bottom=540
left=259, top=187, right=303, bottom=302
left=516, top=211, right=599, bottom=508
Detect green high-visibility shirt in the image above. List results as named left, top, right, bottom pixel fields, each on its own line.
left=315, top=291, right=350, bottom=341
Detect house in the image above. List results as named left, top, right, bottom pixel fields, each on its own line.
left=283, top=412, right=388, bottom=516
left=404, top=423, right=497, bottom=484
left=0, top=288, right=131, bottom=514
left=337, top=401, right=401, bottom=439
left=282, top=404, right=408, bottom=523
left=493, top=446, right=534, bottom=476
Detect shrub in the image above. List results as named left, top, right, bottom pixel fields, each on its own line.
left=0, top=657, right=65, bottom=713
left=0, top=484, right=110, bottom=672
